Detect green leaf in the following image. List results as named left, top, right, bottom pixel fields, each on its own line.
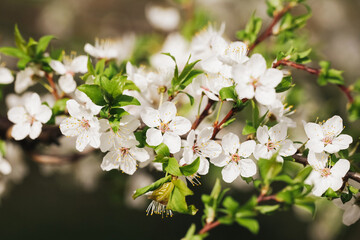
left=236, top=218, right=259, bottom=234
left=255, top=204, right=280, bottom=214
left=180, top=91, right=195, bottom=105
left=0, top=139, right=6, bottom=156
left=0, top=47, right=29, bottom=59
left=258, top=154, right=283, bottom=184
left=77, top=84, right=106, bottom=106
left=112, top=94, right=140, bottom=107
left=154, top=143, right=170, bottom=156
left=318, top=61, right=344, bottom=86
left=180, top=157, right=200, bottom=176
left=219, top=86, right=236, bottom=101
left=294, top=197, right=316, bottom=216
left=223, top=196, right=239, bottom=213
left=95, top=59, right=106, bottom=74
left=324, top=188, right=339, bottom=198
left=275, top=75, right=293, bottom=93
left=293, top=165, right=313, bottom=183
left=242, top=120, right=256, bottom=135
left=164, top=157, right=183, bottom=176
left=87, top=56, right=95, bottom=75
left=14, top=24, right=27, bottom=53
left=52, top=98, right=69, bottom=115
left=132, top=175, right=172, bottom=199
left=236, top=12, right=262, bottom=44
left=17, top=57, right=30, bottom=69
left=36, top=35, right=55, bottom=55
left=168, top=179, right=197, bottom=215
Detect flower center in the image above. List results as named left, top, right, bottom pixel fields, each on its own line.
left=266, top=140, right=278, bottom=151
left=231, top=153, right=241, bottom=163
left=320, top=168, right=331, bottom=177
left=322, top=136, right=333, bottom=145
left=120, top=147, right=129, bottom=158
left=160, top=122, right=170, bottom=133
left=250, top=76, right=260, bottom=88
left=81, top=118, right=91, bottom=130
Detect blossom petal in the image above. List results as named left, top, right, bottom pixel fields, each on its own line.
left=312, top=178, right=331, bottom=196
left=253, top=144, right=270, bottom=160
left=129, top=147, right=150, bottom=162
left=343, top=205, right=360, bottom=226
left=222, top=161, right=240, bottom=183
left=307, top=151, right=328, bottom=169
left=259, top=68, right=283, bottom=88
left=60, top=117, right=82, bottom=137
left=197, top=157, right=210, bottom=175
left=0, top=158, right=12, bottom=175
left=235, top=83, right=254, bottom=100
left=163, top=132, right=181, bottom=153
left=101, top=150, right=120, bottom=171
left=186, top=130, right=196, bottom=147
left=210, top=153, right=229, bottom=167
left=145, top=128, right=163, bottom=146
left=247, top=53, right=266, bottom=78
left=331, top=159, right=350, bottom=178
left=322, top=115, right=343, bottom=137
left=0, top=67, right=14, bottom=84
left=7, top=106, right=28, bottom=124
left=256, top=125, right=269, bottom=144
left=168, top=116, right=191, bottom=135
left=328, top=175, right=343, bottom=192
left=25, top=93, right=41, bottom=116
left=304, top=122, right=324, bottom=140
left=305, top=139, right=324, bottom=153
left=222, top=133, right=240, bottom=155
left=238, top=140, right=256, bottom=158
left=100, top=131, right=116, bottom=152
left=76, top=131, right=91, bottom=151
left=279, top=139, right=297, bottom=157
left=11, top=123, right=30, bottom=140
left=87, top=129, right=101, bottom=149
left=255, top=86, right=276, bottom=106
left=232, top=64, right=251, bottom=84
left=120, top=154, right=137, bottom=175
left=59, top=74, right=77, bottom=93
left=49, top=60, right=67, bottom=75
left=324, top=143, right=340, bottom=154
left=197, top=127, right=213, bottom=143
left=141, top=107, right=160, bottom=127
left=120, top=115, right=140, bottom=132
left=29, top=121, right=42, bottom=139
left=268, top=123, right=287, bottom=142
left=239, top=158, right=257, bottom=178
left=159, top=101, right=176, bottom=123
left=70, top=55, right=88, bottom=73
left=332, top=134, right=353, bottom=151
left=199, top=140, right=222, bottom=159
left=34, top=105, right=52, bottom=123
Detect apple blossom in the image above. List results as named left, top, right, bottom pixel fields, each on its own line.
left=141, top=101, right=191, bottom=153
left=181, top=127, right=222, bottom=175
left=50, top=54, right=87, bottom=93
left=211, top=133, right=257, bottom=183
left=254, top=123, right=296, bottom=162
left=145, top=5, right=180, bottom=32
left=304, top=115, right=353, bottom=153
left=333, top=196, right=360, bottom=226
left=7, top=92, right=52, bottom=140
left=59, top=99, right=101, bottom=151
left=232, top=53, right=283, bottom=105
left=0, top=67, right=14, bottom=84
left=14, top=66, right=44, bottom=94
left=305, top=151, right=350, bottom=196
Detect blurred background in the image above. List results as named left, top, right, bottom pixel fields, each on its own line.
left=0, top=0, right=360, bottom=239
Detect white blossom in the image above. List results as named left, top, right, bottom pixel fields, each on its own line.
left=181, top=127, right=222, bottom=175
left=0, top=67, right=14, bottom=84
left=101, top=138, right=149, bottom=175
left=211, top=133, right=257, bottom=183
left=333, top=197, right=360, bottom=226
left=145, top=5, right=180, bottom=32
left=0, top=155, right=11, bottom=175
left=254, top=123, right=297, bottom=162
left=304, top=115, right=353, bottom=153
left=14, top=66, right=44, bottom=94
left=141, top=101, right=191, bottom=153
left=7, top=93, right=52, bottom=140
left=305, top=151, right=350, bottom=196
left=59, top=99, right=101, bottom=151
left=50, top=54, right=87, bottom=93
left=84, top=36, right=135, bottom=61
left=232, top=53, right=283, bottom=105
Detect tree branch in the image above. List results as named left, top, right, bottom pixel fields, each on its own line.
left=248, top=4, right=294, bottom=53
left=273, top=59, right=354, bottom=103
left=198, top=220, right=221, bottom=235
left=191, top=99, right=215, bottom=130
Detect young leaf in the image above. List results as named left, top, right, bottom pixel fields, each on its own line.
left=236, top=218, right=259, bottom=234
left=180, top=157, right=200, bottom=176
left=77, top=84, right=106, bottom=106
left=132, top=175, right=172, bottom=199
left=36, top=35, right=55, bottom=55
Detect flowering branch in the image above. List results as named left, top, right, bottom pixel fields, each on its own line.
left=198, top=220, right=221, bottom=235
left=191, top=99, right=215, bottom=130
left=248, top=4, right=294, bottom=53
left=273, top=59, right=354, bottom=103
left=45, top=72, right=60, bottom=100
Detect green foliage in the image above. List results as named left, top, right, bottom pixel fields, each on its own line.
left=276, top=48, right=312, bottom=64
left=132, top=175, right=172, bottom=199
left=317, top=61, right=344, bottom=86
left=219, top=86, right=237, bottom=101
left=165, top=54, right=202, bottom=101
left=182, top=9, right=212, bottom=41
left=242, top=101, right=266, bottom=135
left=168, top=179, right=198, bottom=215
left=258, top=154, right=283, bottom=185
left=182, top=224, right=208, bottom=240
left=52, top=98, right=69, bottom=115
left=0, top=139, right=6, bottom=156
left=236, top=12, right=262, bottom=45
left=275, top=75, right=294, bottom=92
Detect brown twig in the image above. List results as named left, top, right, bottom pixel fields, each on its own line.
left=273, top=59, right=354, bottom=103
left=191, top=99, right=215, bottom=130
left=248, top=4, right=294, bottom=53
left=211, top=108, right=235, bottom=139
left=198, top=220, right=221, bottom=235
left=45, top=72, right=60, bottom=100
